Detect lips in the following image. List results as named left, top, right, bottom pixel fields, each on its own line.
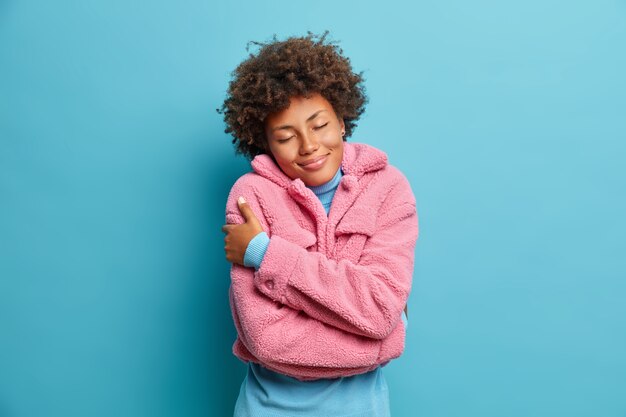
left=298, top=154, right=329, bottom=166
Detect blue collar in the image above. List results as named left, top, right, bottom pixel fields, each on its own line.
left=306, top=167, right=344, bottom=196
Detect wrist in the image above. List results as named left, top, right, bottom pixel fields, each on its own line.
left=243, top=232, right=270, bottom=269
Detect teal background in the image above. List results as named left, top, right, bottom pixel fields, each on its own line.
left=1, top=0, right=625, bottom=416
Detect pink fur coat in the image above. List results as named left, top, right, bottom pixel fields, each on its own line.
left=225, top=141, right=419, bottom=380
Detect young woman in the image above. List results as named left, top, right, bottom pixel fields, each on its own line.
left=218, top=31, right=419, bottom=417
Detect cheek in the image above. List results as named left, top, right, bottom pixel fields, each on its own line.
left=269, top=144, right=289, bottom=161
left=322, top=130, right=343, bottom=148
left=272, top=148, right=299, bottom=171
left=323, top=135, right=344, bottom=153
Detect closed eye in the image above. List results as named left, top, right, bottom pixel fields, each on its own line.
left=277, top=123, right=327, bottom=143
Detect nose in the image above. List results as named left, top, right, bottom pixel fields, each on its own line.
left=299, top=131, right=319, bottom=155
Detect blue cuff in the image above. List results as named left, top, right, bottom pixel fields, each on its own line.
left=401, top=310, right=408, bottom=330
left=243, top=232, right=270, bottom=270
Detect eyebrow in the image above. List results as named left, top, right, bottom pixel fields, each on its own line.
left=271, top=109, right=327, bottom=132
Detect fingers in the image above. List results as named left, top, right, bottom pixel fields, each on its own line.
left=237, top=196, right=256, bottom=222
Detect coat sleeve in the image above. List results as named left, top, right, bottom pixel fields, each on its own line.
left=225, top=176, right=405, bottom=371
left=251, top=174, right=419, bottom=340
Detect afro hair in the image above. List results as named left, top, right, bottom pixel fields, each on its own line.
left=217, top=30, right=368, bottom=160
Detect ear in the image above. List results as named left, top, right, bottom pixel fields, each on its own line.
left=338, top=117, right=345, bottom=134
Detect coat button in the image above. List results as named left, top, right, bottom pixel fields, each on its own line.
left=265, top=280, right=274, bottom=290
left=341, top=175, right=356, bottom=191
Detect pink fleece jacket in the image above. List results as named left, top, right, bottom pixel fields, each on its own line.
left=225, top=141, right=419, bottom=381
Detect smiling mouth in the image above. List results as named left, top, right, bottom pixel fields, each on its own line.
left=298, top=154, right=330, bottom=166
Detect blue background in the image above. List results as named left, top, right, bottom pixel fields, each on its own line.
left=1, top=1, right=625, bottom=416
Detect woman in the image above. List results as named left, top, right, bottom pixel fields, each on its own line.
left=218, top=31, right=419, bottom=417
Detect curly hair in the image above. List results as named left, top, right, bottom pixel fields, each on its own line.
left=216, top=30, right=368, bottom=160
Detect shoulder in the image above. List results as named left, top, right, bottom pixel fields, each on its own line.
left=225, top=172, right=273, bottom=213
left=228, top=172, right=261, bottom=195
left=378, top=163, right=407, bottom=184
left=375, top=164, right=416, bottom=206
left=225, top=172, right=287, bottom=228
left=227, top=171, right=279, bottom=198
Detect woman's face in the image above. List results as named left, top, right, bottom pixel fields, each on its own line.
left=264, top=93, right=345, bottom=187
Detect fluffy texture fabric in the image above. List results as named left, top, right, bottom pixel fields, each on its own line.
left=225, top=141, right=419, bottom=381
left=242, top=166, right=345, bottom=270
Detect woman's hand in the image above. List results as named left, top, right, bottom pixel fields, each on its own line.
left=222, top=196, right=264, bottom=266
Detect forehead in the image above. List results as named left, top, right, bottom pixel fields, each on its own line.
left=265, top=93, right=334, bottom=125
